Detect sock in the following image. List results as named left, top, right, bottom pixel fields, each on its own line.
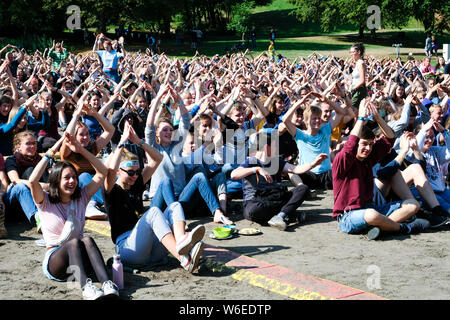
left=399, top=223, right=411, bottom=235
left=278, top=212, right=287, bottom=219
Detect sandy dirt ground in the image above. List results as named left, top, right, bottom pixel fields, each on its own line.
left=0, top=189, right=449, bottom=301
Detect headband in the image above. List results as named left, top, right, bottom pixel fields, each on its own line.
left=120, top=160, right=139, bottom=169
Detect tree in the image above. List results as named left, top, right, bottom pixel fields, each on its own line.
left=289, top=0, right=371, bottom=38
left=227, top=0, right=255, bottom=36
left=290, top=0, right=449, bottom=37
left=407, top=0, right=449, bottom=34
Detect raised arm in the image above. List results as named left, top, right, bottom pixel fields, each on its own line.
left=29, top=135, right=65, bottom=204
left=282, top=92, right=312, bottom=137
left=64, top=132, right=107, bottom=199
left=82, top=104, right=115, bottom=150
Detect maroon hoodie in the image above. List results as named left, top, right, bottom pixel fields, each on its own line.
left=332, top=134, right=393, bottom=217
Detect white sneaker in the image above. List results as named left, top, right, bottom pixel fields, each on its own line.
left=85, top=200, right=107, bottom=220
left=181, top=241, right=205, bottom=273
left=82, top=279, right=104, bottom=300
left=176, top=224, right=205, bottom=256
left=268, top=215, right=287, bottom=231
left=102, top=280, right=119, bottom=298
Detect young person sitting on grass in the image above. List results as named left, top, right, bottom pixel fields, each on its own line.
left=332, top=99, right=430, bottom=240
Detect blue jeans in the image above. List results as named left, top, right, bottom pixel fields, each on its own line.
left=151, top=172, right=221, bottom=215
left=150, top=178, right=176, bottom=210
left=104, top=69, right=120, bottom=83
left=338, top=201, right=403, bottom=234
left=210, top=171, right=227, bottom=196
left=4, top=182, right=37, bottom=223
left=222, top=163, right=242, bottom=195
left=178, top=170, right=221, bottom=214
left=410, top=186, right=450, bottom=212
left=79, top=173, right=103, bottom=205
left=115, top=202, right=185, bottom=265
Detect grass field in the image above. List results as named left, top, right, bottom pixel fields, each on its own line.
left=65, top=0, right=448, bottom=61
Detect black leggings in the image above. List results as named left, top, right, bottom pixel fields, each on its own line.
left=48, top=237, right=109, bottom=286
left=243, top=184, right=309, bottom=224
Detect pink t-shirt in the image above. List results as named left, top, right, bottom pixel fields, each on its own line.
left=36, top=187, right=90, bottom=248
left=419, top=63, right=435, bottom=75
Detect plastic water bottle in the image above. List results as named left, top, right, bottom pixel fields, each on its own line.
left=112, top=254, right=124, bottom=290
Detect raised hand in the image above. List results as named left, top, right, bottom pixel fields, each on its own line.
left=313, top=153, right=328, bottom=167
left=64, top=132, right=83, bottom=154
left=399, top=132, right=410, bottom=154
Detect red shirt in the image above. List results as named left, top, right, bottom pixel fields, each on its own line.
left=331, top=134, right=393, bottom=217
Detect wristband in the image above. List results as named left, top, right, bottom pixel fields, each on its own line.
left=358, top=114, right=374, bottom=122
left=138, top=139, right=145, bottom=147
left=252, top=167, right=257, bottom=174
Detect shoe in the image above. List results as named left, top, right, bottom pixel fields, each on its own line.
left=404, top=218, right=431, bottom=234
left=426, top=214, right=447, bottom=229
left=287, top=212, right=306, bottom=224
left=142, top=190, right=150, bottom=201
left=432, top=206, right=450, bottom=224
left=268, top=215, right=287, bottom=231
left=416, top=209, right=447, bottom=228
left=34, top=239, right=46, bottom=247
left=85, top=200, right=107, bottom=220
left=102, top=280, right=120, bottom=298
left=367, top=227, right=381, bottom=240
left=82, top=279, right=104, bottom=300
left=176, top=224, right=205, bottom=256
left=182, top=241, right=205, bottom=273
left=305, top=189, right=317, bottom=200
left=0, top=197, right=7, bottom=239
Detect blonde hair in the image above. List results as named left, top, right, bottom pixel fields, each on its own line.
left=8, top=106, right=27, bottom=135
left=303, top=105, right=322, bottom=123
left=429, top=104, right=441, bottom=114
left=13, top=130, right=35, bottom=151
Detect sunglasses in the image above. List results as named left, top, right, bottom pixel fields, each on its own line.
left=120, top=168, right=141, bottom=176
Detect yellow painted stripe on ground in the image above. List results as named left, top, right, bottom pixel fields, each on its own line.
left=85, top=220, right=111, bottom=237
left=85, top=220, right=382, bottom=300
left=232, top=269, right=332, bottom=300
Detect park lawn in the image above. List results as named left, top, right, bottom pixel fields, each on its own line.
left=73, top=31, right=445, bottom=62
left=109, top=30, right=443, bottom=61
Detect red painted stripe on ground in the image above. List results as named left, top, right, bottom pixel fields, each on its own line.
left=203, top=245, right=386, bottom=300
left=86, top=220, right=385, bottom=300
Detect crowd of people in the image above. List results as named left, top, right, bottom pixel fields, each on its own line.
left=0, top=35, right=449, bottom=299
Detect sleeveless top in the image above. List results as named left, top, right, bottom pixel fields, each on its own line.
left=351, top=61, right=362, bottom=88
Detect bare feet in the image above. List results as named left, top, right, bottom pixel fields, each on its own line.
left=213, top=210, right=234, bottom=225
